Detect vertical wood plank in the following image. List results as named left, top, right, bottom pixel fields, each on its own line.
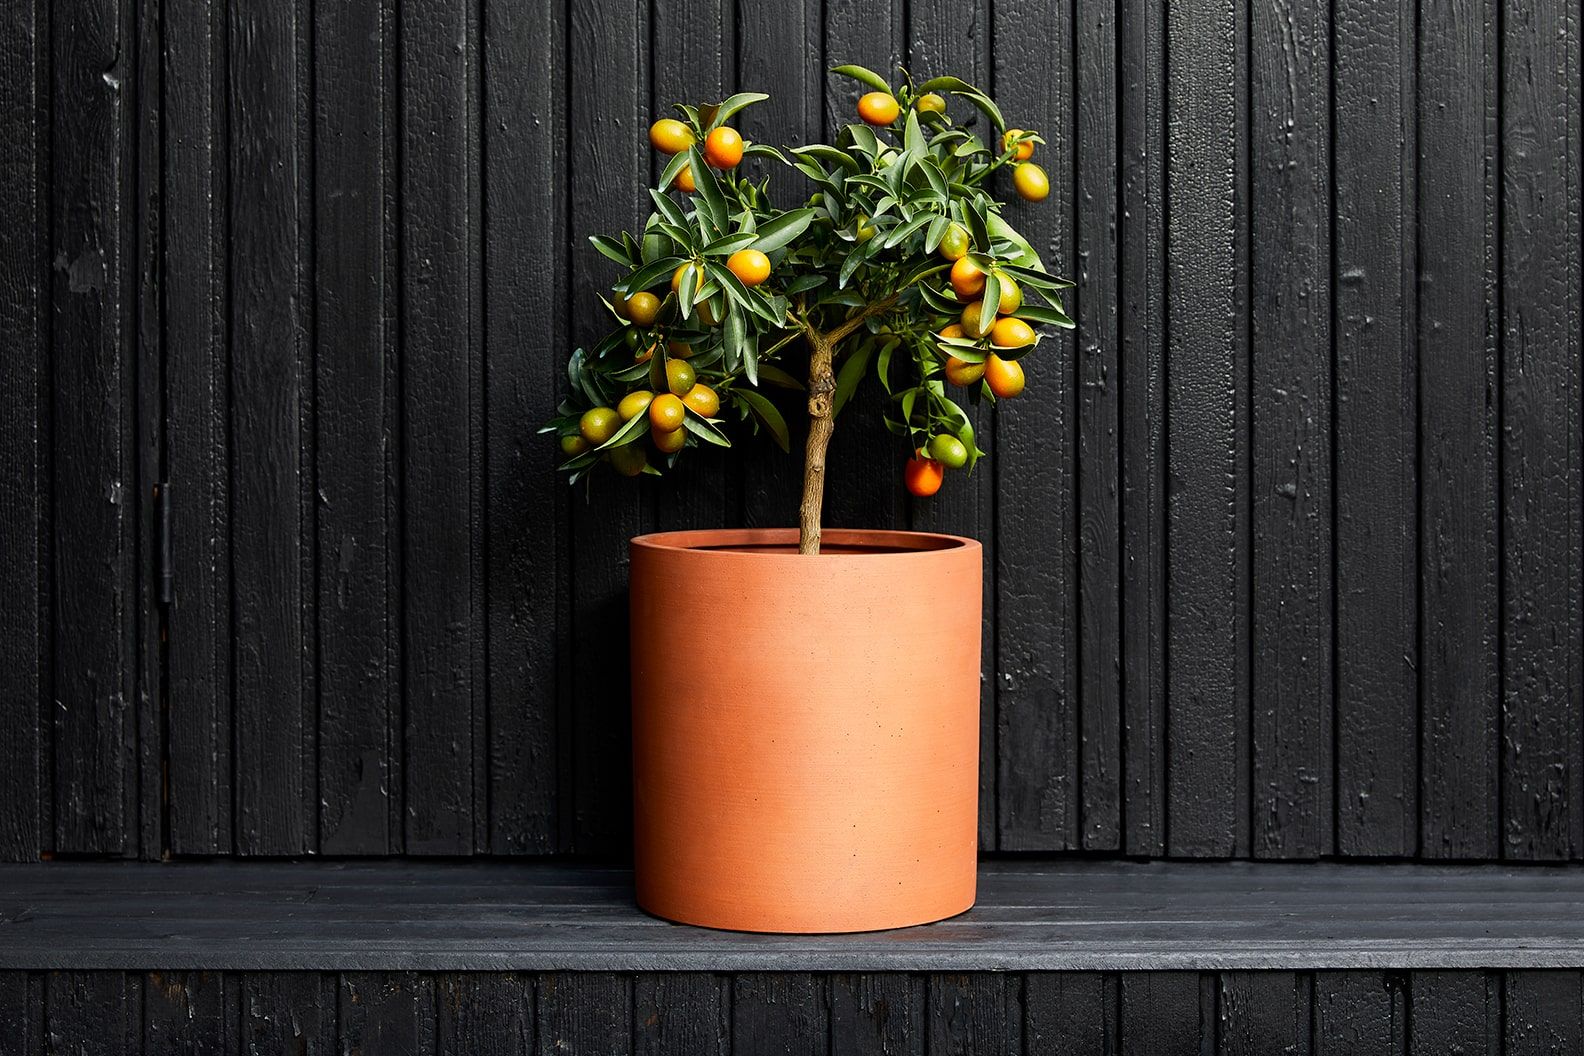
left=1025, top=972, right=1118, bottom=1055
left=538, top=973, right=632, bottom=1056
left=1504, top=972, right=1583, bottom=1055
left=733, top=974, right=828, bottom=1056
left=635, top=974, right=731, bottom=1056
left=438, top=974, right=533, bottom=1055
left=651, top=0, right=735, bottom=537
left=734, top=0, right=820, bottom=534
left=163, top=0, right=232, bottom=857
left=1218, top=972, right=1309, bottom=1055
left=144, top=972, right=230, bottom=1054
left=44, top=972, right=139, bottom=1056
left=245, top=973, right=334, bottom=1054
left=1164, top=0, right=1250, bottom=857
left=1314, top=972, right=1405, bottom=1056
left=482, top=0, right=569, bottom=855
left=567, top=0, right=650, bottom=855
left=1408, top=972, right=1499, bottom=1056
left=1499, top=0, right=1583, bottom=861
left=1249, top=0, right=1335, bottom=860
left=1117, top=0, right=1169, bottom=858
left=341, top=973, right=433, bottom=1054
left=229, top=0, right=313, bottom=855
left=824, top=0, right=905, bottom=539
left=315, top=0, right=397, bottom=856
left=991, top=0, right=1078, bottom=854
left=829, top=973, right=924, bottom=1056
left=0, top=0, right=45, bottom=861
left=910, top=0, right=999, bottom=857
left=1332, top=0, right=1419, bottom=858
left=0, top=972, right=44, bottom=1056
left=1073, top=0, right=1123, bottom=852
left=50, top=0, right=134, bottom=856
left=928, top=973, right=1021, bottom=1056
left=1120, top=973, right=1208, bottom=1055
left=1418, top=0, right=1501, bottom=861
left=401, top=0, right=483, bottom=855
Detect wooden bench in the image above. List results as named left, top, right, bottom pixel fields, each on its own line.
left=2, top=860, right=1582, bottom=1050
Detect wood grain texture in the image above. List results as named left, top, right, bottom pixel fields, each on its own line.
left=162, top=0, right=231, bottom=857
left=1417, top=0, right=1501, bottom=860
left=50, top=0, right=134, bottom=856
left=314, top=0, right=397, bottom=856
left=0, top=0, right=44, bottom=862
left=539, top=973, right=632, bottom=1056
left=228, top=0, right=313, bottom=856
left=1249, top=0, right=1334, bottom=860
left=1503, top=972, right=1583, bottom=1056
left=6, top=0, right=1584, bottom=863
left=1073, top=0, right=1123, bottom=853
left=928, top=973, right=1020, bottom=1056
left=1120, top=972, right=1206, bottom=1055
left=143, top=971, right=230, bottom=1055
left=341, top=972, right=434, bottom=1056
left=566, top=0, right=650, bottom=856
left=734, top=974, right=827, bottom=1056
left=5, top=969, right=1584, bottom=1054
left=1117, top=0, right=1168, bottom=858
left=438, top=974, right=532, bottom=1055
left=246, top=973, right=334, bottom=1054
left=829, top=973, right=925, bottom=1056
left=1024, top=972, right=1117, bottom=1055
left=1409, top=971, right=1500, bottom=1056
left=1498, top=0, right=1583, bottom=862
left=482, top=0, right=568, bottom=856
left=1163, top=0, right=1249, bottom=857
left=635, top=973, right=731, bottom=1056
left=1314, top=971, right=1404, bottom=1056
left=399, top=0, right=482, bottom=856
left=991, top=0, right=1079, bottom=853
left=1332, top=0, right=1419, bottom=858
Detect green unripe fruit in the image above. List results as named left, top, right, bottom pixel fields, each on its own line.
left=928, top=434, right=969, bottom=469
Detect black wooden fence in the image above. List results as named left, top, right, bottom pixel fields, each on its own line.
left=1, top=0, right=1579, bottom=862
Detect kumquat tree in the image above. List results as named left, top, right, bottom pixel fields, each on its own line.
left=542, top=64, right=1074, bottom=555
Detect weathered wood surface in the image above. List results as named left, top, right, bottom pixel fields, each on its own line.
left=1, top=968, right=1582, bottom=1052
left=2, top=861, right=1583, bottom=972
left=0, top=0, right=1581, bottom=861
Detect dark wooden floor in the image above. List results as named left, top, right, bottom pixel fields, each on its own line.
left=3, top=860, right=1581, bottom=972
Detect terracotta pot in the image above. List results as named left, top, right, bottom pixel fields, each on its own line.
left=630, top=528, right=981, bottom=933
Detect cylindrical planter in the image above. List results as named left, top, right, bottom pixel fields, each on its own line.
left=630, top=528, right=981, bottom=933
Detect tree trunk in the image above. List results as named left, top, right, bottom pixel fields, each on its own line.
left=798, top=331, right=837, bottom=555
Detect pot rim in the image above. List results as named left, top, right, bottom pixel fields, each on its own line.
left=631, top=527, right=980, bottom=559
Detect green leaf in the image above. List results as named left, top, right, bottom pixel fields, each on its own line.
left=903, top=108, right=926, bottom=157
left=784, top=273, right=826, bottom=296
left=589, top=234, right=633, bottom=266
left=723, top=306, right=747, bottom=373
left=754, top=363, right=804, bottom=390
left=704, top=231, right=760, bottom=256
left=658, top=150, right=690, bottom=193
left=987, top=212, right=1043, bottom=269
left=979, top=273, right=1002, bottom=334
left=708, top=91, right=770, bottom=128
left=558, top=449, right=599, bottom=472
left=832, top=341, right=876, bottom=417
left=918, top=75, right=976, bottom=94
left=736, top=389, right=790, bottom=452
left=743, top=142, right=788, bottom=163
left=621, top=256, right=686, bottom=297
left=688, top=146, right=730, bottom=234
left=881, top=213, right=932, bottom=249
left=924, top=215, right=949, bottom=254
left=964, top=203, right=992, bottom=256
left=830, top=64, right=892, bottom=94
left=1015, top=303, right=1076, bottom=329
left=751, top=208, right=817, bottom=253
left=791, top=143, right=860, bottom=171
left=682, top=408, right=732, bottom=447
left=592, top=410, right=650, bottom=453
left=678, top=262, right=699, bottom=318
